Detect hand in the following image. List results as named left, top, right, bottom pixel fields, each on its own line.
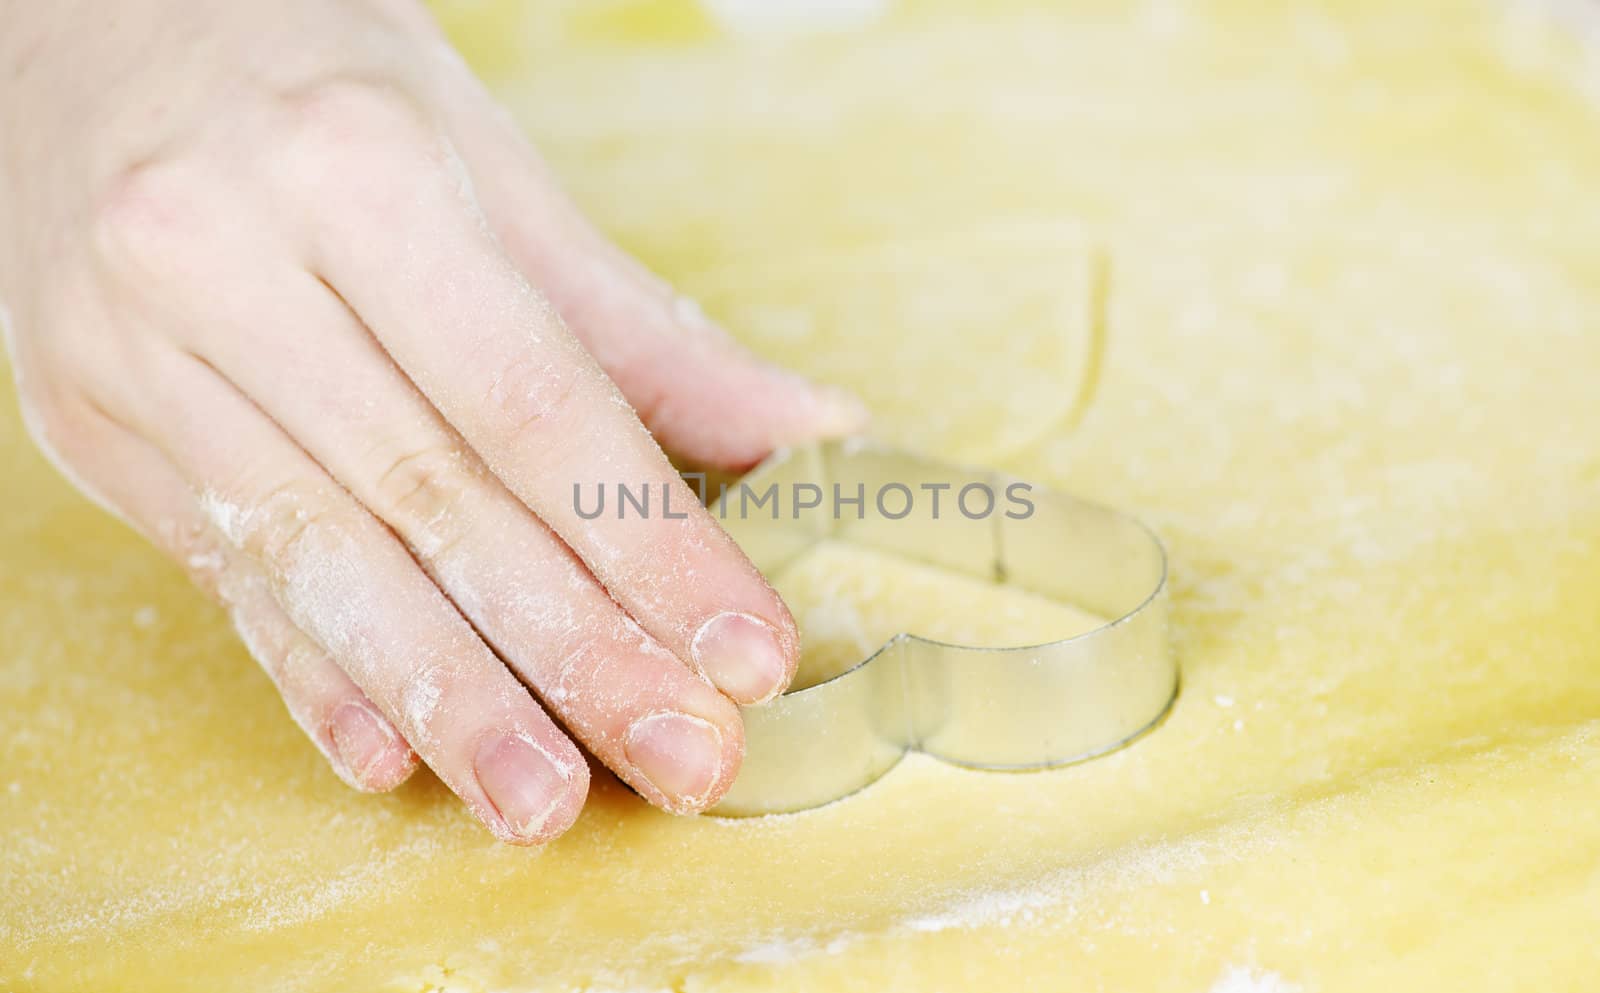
left=0, top=0, right=866, bottom=843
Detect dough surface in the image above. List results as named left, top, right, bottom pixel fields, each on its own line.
left=7, top=1, right=1600, bottom=990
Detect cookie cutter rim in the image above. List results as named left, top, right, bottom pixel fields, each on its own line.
left=708, top=438, right=1178, bottom=817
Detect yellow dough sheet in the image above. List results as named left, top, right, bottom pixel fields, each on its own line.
left=7, top=0, right=1600, bottom=990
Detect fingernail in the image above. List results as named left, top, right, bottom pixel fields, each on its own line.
left=474, top=732, right=571, bottom=842
left=625, top=711, right=725, bottom=809
left=329, top=701, right=400, bottom=788
left=692, top=611, right=789, bottom=703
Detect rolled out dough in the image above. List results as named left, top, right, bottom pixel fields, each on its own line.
left=7, top=1, right=1600, bottom=990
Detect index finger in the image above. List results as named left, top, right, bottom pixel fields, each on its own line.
left=285, top=92, right=797, bottom=704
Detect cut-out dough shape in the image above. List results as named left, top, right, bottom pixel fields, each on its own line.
left=682, top=222, right=1105, bottom=464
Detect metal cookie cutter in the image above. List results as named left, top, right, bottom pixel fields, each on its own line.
left=709, top=439, right=1178, bottom=816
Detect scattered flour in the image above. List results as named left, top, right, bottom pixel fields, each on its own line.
left=1207, top=966, right=1301, bottom=993
left=402, top=669, right=443, bottom=729
left=897, top=884, right=1056, bottom=934
left=199, top=490, right=251, bottom=547
left=723, top=818, right=1286, bottom=970
left=699, top=0, right=891, bottom=37
left=733, top=934, right=856, bottom=965
left=186, top=548, right=226, bottom=576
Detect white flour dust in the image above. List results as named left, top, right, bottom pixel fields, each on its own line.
left=1207, top=966, right=1301, bottom=993
left=699, top=0, right=891, bottom=37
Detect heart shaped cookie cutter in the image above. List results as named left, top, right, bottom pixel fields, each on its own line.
left=707, top=439, right=1178, bottom=816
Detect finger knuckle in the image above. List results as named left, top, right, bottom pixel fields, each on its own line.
left=274, top=638, right=335, bottom=697
left=484, top=350, right=584, bottom=454
left=396, top=658, right=466, bottom=738
left=371, top=441, right=475, bottom=557
left=259, top=502, right=342, bottom=571
left=90, top=159, right=205, bottom=277
left=205, top=479, right=344, bottom=572
left=261, top=638, right=357, bottom=738
left=284, top=77, right=427, bottom=143
left=278, top=78, right=435, bottom=191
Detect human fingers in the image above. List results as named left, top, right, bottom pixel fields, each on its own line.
left=188, top=265, right=745, bottom=812
left=98, top=341, right=590, bottom=844
left=287, top=87, right=799, bottom=704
